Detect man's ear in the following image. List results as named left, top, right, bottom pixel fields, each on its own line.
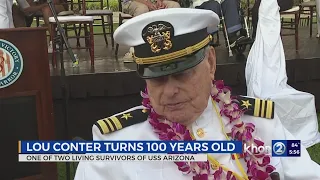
left=207, top=46, right=216, bottom=80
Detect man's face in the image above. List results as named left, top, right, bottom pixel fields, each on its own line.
left=146, top=47, right=217, bottom=126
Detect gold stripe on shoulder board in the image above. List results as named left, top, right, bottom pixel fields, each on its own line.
left=94, top=108, right=150, bottom=134
left=236, top=96, right=274, bottom=119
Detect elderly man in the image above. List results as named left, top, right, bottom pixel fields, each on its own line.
left=74, top=8, right=320, bottom=180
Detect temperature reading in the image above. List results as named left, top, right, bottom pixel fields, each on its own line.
left=291, top=143, right=299, bottom=148
left=287, top=140, right=301, bottom=157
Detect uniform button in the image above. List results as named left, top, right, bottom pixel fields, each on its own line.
left=196, top=128, right=205, bottom=138
left=210, top=163, right=218, bottom=170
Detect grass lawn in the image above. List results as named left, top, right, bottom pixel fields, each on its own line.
left=306, top=114, right=320, bottom=164
left=57, top=162, right=77, bottom=180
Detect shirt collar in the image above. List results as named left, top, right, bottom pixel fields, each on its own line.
left=191, top=97, right=226, bottom=140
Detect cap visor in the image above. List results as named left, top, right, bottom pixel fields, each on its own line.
left=137, top=47, right=207, bottom=79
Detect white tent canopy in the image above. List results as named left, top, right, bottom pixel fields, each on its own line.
left=245, top=0, right=320, bottom=148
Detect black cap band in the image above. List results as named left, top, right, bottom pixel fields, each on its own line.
left=137, top=46, right=209, bottom=79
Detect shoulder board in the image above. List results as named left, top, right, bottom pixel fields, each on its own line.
left=94, top=108, right=150, bottom=134
left=234, top=96, right=275, bottom=119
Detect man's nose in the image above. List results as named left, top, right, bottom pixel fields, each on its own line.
left=162, top=77, right=179, bottom=97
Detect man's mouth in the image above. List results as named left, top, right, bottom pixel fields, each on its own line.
left=165, top=102, right=185, bottom=110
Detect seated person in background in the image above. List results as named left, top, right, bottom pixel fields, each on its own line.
left=251, top=0, right=293, bottom=40
left=122, top=0, right=181, bottom=62
left=123, top=0, right=181, bottom=16
left=193, top=0, right=248, bottom=48
left=74, top=8, right=320, bottom=180
left=12, top=0, right=67, bottom=52
left=12, top=0, right=47, bottom=27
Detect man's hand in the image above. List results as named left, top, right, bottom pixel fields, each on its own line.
left=146, top=2, right=157, bottom=10
left=156, top=0, right=167, bottom=9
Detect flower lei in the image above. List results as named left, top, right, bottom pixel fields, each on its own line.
left=141, top=80, right=276, bottom=180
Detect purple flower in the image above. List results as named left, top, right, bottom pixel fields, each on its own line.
left=254, top=153, right=265, bottom=158
left=149, top=111, right=161, bottom=120
left=254, top=139, right=265, bottom=147
left=255, top=170, right=270, bottom=180
left=257, top=156, right=271, bottom=167
left=183, top=132, right=193, bottom=141
left=214, top=80, right=225, bottom=89
left=244, top=130, right=253, bottom=141
left=157, top=123, right=171, bottom=132
left=173, top=123, right=187, bottom=134
left=197, top=162, right=210, bottom=170
left=213, top=167, right=223, bottom=179
left=266, top=165, right=276, bottom=173
left=245, top=123, right=255, bottom=132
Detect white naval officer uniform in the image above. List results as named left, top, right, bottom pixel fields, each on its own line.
left=74, top=98, right=320, bottom=180
left=74, top=8, right=320, bottom=180
left=0, top=0, right=14, bottom=28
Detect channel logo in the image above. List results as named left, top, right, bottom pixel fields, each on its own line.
left=272, top=141, right=286, bottom=156
left=272, top=140, right=301, bottom=157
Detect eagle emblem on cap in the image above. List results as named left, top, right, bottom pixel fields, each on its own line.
left=142, top=21, right=174, bottom=53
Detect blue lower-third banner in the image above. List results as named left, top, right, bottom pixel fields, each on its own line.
left=18, top=141, right=242, bottom=154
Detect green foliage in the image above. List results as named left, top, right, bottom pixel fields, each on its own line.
left=307, top=113, right=320, bottom=165
left=109, top=0, right=120, bottom=11
left=85, top=0, right=119, bottom=11
left=71, top=0, right=119, bottom=11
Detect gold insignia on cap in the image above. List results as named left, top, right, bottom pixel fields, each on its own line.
left=144, top=24, right=173, bottom=53
left=235, top=96, right=275, bottom=119
left=94, top=108, right=150, bottom=134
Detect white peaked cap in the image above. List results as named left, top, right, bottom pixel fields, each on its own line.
left=113, top=8, right=220, bottom=79
left=114, top=8, right=220, bottom=47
